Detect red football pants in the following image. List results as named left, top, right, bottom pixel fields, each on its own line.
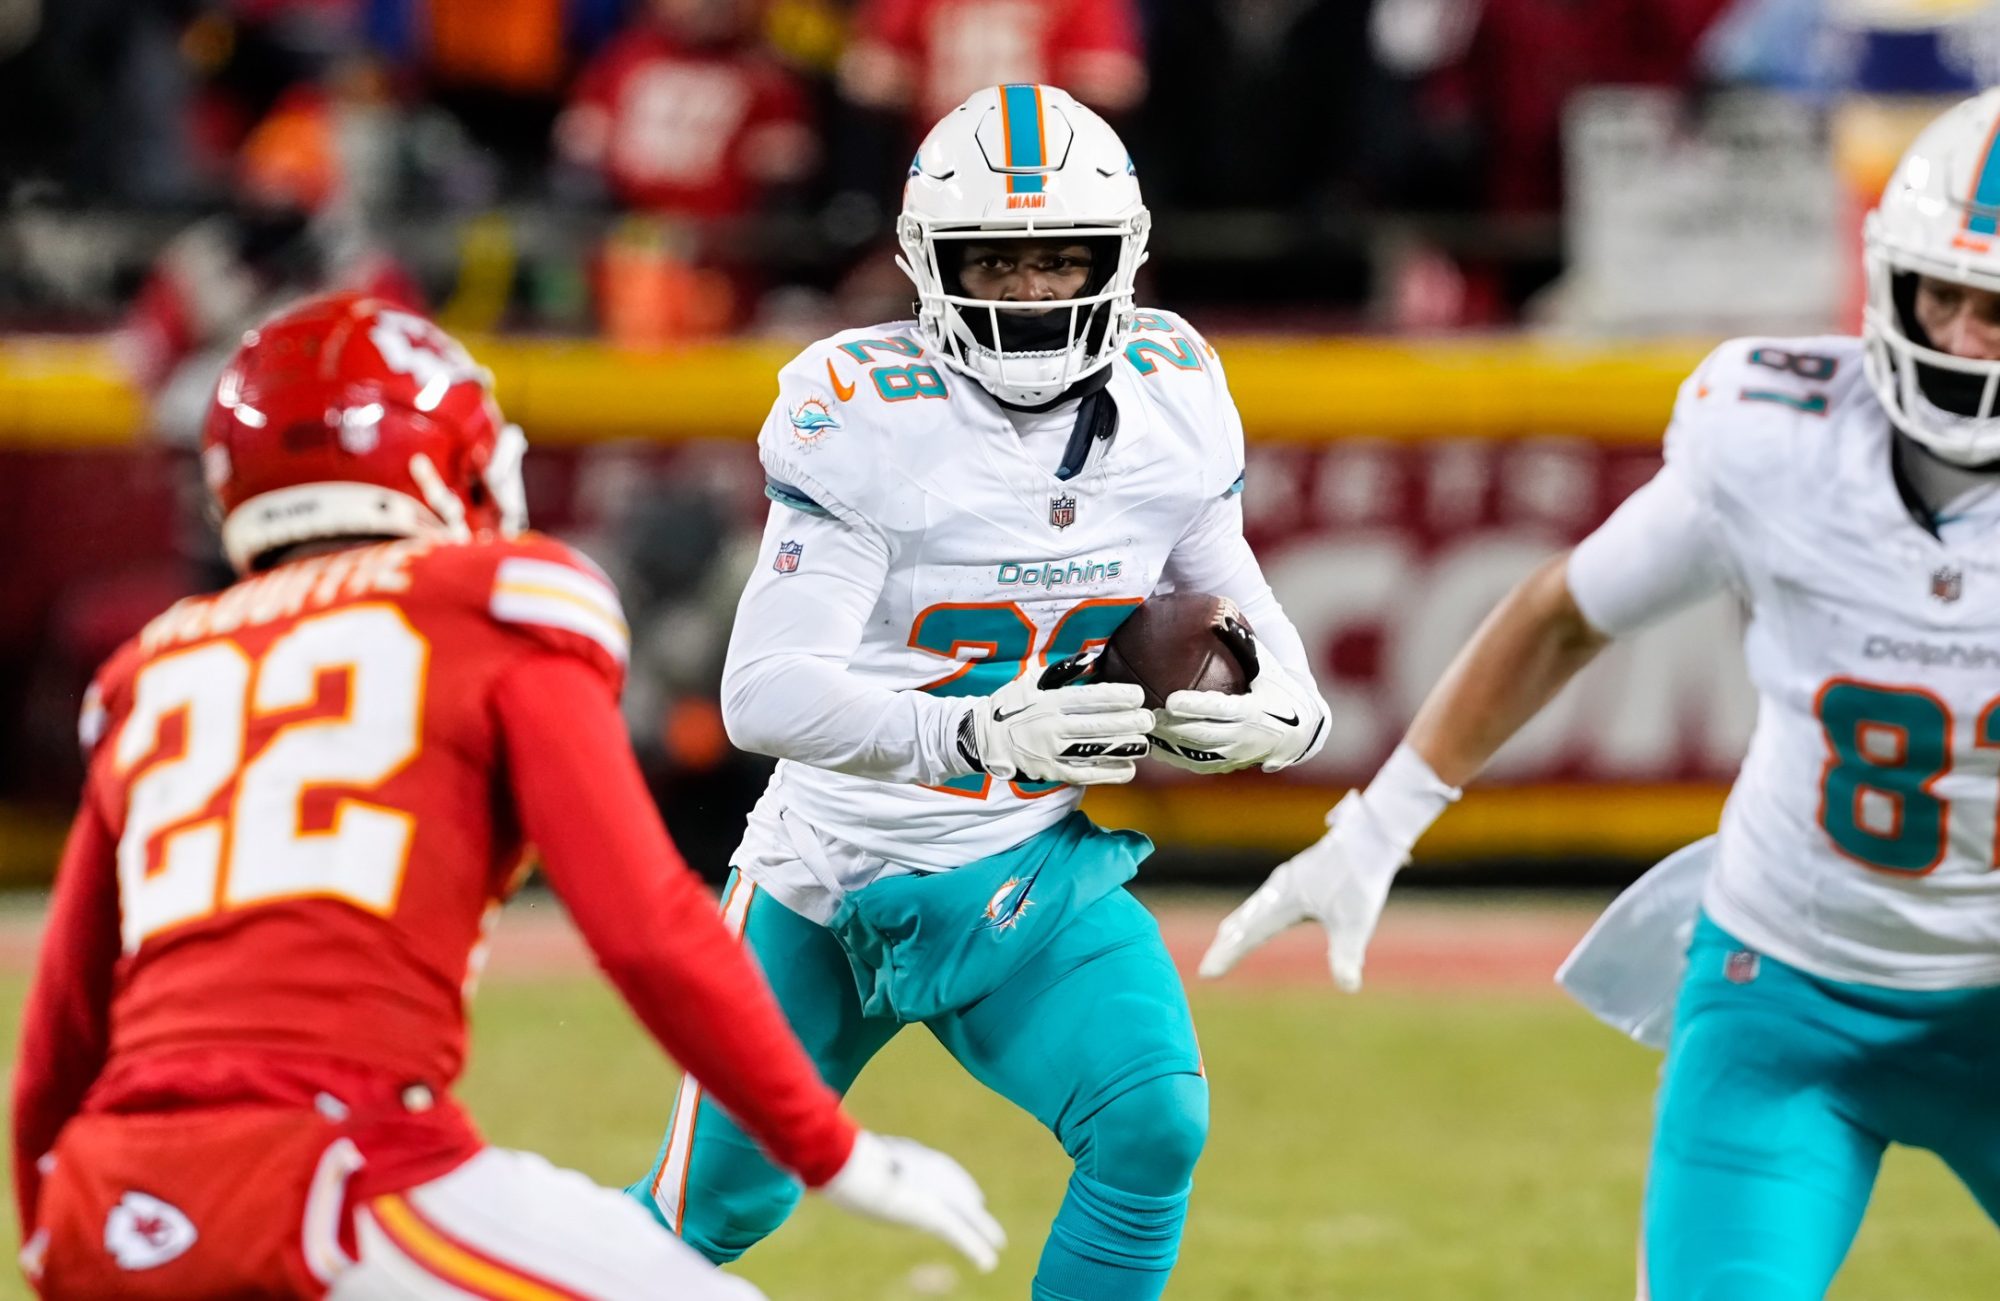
left=33, top=1106, right=361, bottom=1299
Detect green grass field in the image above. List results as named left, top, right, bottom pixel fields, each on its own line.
left=4, top=896, right=1998, bottom=1298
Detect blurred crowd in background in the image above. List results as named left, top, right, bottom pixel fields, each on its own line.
left=4, top=0, right=1949, bottom=352
left=5, top=0, right=2000, bottom=878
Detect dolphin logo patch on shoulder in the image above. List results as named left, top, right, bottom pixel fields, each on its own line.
left=789, top=397, right=840, bottom=449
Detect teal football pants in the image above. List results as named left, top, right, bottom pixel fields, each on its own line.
left=629, top=871, right=1206, bottom=1301
left=1645, top=913, right=2000, bottom=1299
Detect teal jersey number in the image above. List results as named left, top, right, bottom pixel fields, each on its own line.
left=1013, top=599, right=1144, bottom=793
left=839, top=337, right=923, bottom=364
left=1816, top=680, right=1951, bottom=873
left=910, top=603, right=1036, bottom=796
left=873, top=363, right=949, bottom=401
left=909, top=598, right=1140, bottom=798
left=833, top=339, right=947, bottom=403
left=1738, top=346, right=1836, bottom=417
left=1124, top=337, right=1202, bottom=376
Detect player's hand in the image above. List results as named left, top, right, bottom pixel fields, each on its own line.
left=820, top=1130, right=1007, bottom=1272
left=964, top=661, right=1152, bottom=786
left=1150, top=620, right=1327, bottom=774
left=1198, top=792, right=1405, bottom=990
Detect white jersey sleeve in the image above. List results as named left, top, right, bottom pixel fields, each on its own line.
left=1565, top=355, right=1748, bottom=636
left=723, top=336, right=976, bottom=786
left=1158, top=493, right=1313, bottom=677
left=1144, top=316, right=1327, bottom=760
left=1140, top=310, right=1246, bottom=499
left=755, top=346, right=882, bottom=535
left=721, top=505, right=972, bottom=786
left=1146, top=317, right=1304, bottom=662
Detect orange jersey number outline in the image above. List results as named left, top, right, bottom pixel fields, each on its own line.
left=113, top=603, right=428, bottom=949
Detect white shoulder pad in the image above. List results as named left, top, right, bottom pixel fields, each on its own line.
left=1662, top=335, right=1868, bottom=511
left=756, top=321, right=943, bottom=534
left=1121, top=308, right=1244, bottom=498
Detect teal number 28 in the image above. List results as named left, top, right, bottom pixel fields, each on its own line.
left=908, top=599, right=1140, bottom=798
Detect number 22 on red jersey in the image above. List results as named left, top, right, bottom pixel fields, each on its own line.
left=113, top=604, right=425, bottom=951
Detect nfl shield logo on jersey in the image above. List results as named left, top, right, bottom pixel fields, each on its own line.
left=773, top=541, right=803, bottom=574
left=1931, top=565, right=1963, bottom=603
left=105, top=1191, right=197, bottom=1270
left=1049, top=494, right=1077, bottom=530
left=1724, top=949, right=1761, bottom=985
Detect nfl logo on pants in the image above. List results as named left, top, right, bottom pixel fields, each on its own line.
left=1049, top=495, right=1077, bottom=530
left=773, top=541, right=803, bottom=573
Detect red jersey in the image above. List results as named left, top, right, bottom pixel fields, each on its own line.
left=14, top=533, right=855, bottom=1233
left=845, top=0, right=1144, bottom=126
left=566, top=29, right=811, bottom=220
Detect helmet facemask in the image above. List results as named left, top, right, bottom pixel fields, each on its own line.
left=898, top=215, right=1149, bottom=408
left=1862, top=217, right=2000, bottom=467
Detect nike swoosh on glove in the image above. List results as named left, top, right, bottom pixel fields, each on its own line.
left=963, top=651, right=1154, bottom=786
left=1149, top=616, right=1328, bottom=774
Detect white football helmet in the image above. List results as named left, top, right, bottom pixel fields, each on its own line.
left=1864, top=87, right=2000, bottom=466
left=897, top=84, right=1149, bottom=408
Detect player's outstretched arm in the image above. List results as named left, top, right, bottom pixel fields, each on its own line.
left=13, top=793, right=121, bottom=1240
left=493, top=655, right=1004, bottom=1269
left=1203, top=442, right=1739, bottom=987
left=1201, top=553, right=1605, bottom=988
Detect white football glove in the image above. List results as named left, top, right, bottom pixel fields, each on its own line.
left=1197, top=792, right=1402, bottom=990
left=820, top=1130, right=1007, bottom=1272
left=963, top=657, right=1153, bottom=786
left=1150, top=616, right=1328, bottom=775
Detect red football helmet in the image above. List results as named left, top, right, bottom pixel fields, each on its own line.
left=201, top=291, right=527, bottom=573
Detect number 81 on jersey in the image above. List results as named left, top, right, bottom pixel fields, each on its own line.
left=1817, top=679, right=2000, bottom=873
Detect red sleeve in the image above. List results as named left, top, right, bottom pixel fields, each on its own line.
left=13, top=791, right=122, bottom=1236
left=492, top=654, right=858, bottom=1186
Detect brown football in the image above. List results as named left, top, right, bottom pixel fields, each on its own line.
left=1092, top=592, right=1254, bottom=709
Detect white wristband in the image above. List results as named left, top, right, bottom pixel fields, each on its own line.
left=1346, top=742, right=1461, bottom=856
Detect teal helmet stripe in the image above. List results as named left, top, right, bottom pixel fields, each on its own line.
left=1001, top=83, right=1045, bottom=194
left=1969, top=111, right=2000, bottom=236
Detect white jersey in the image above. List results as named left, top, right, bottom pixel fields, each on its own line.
left=719, top=312, right=1321, bottom=923
left=1568, top=335, right=2000, bottom=989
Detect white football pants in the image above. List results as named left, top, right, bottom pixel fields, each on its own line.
left=327, top=1146, right=767, bottom=1300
